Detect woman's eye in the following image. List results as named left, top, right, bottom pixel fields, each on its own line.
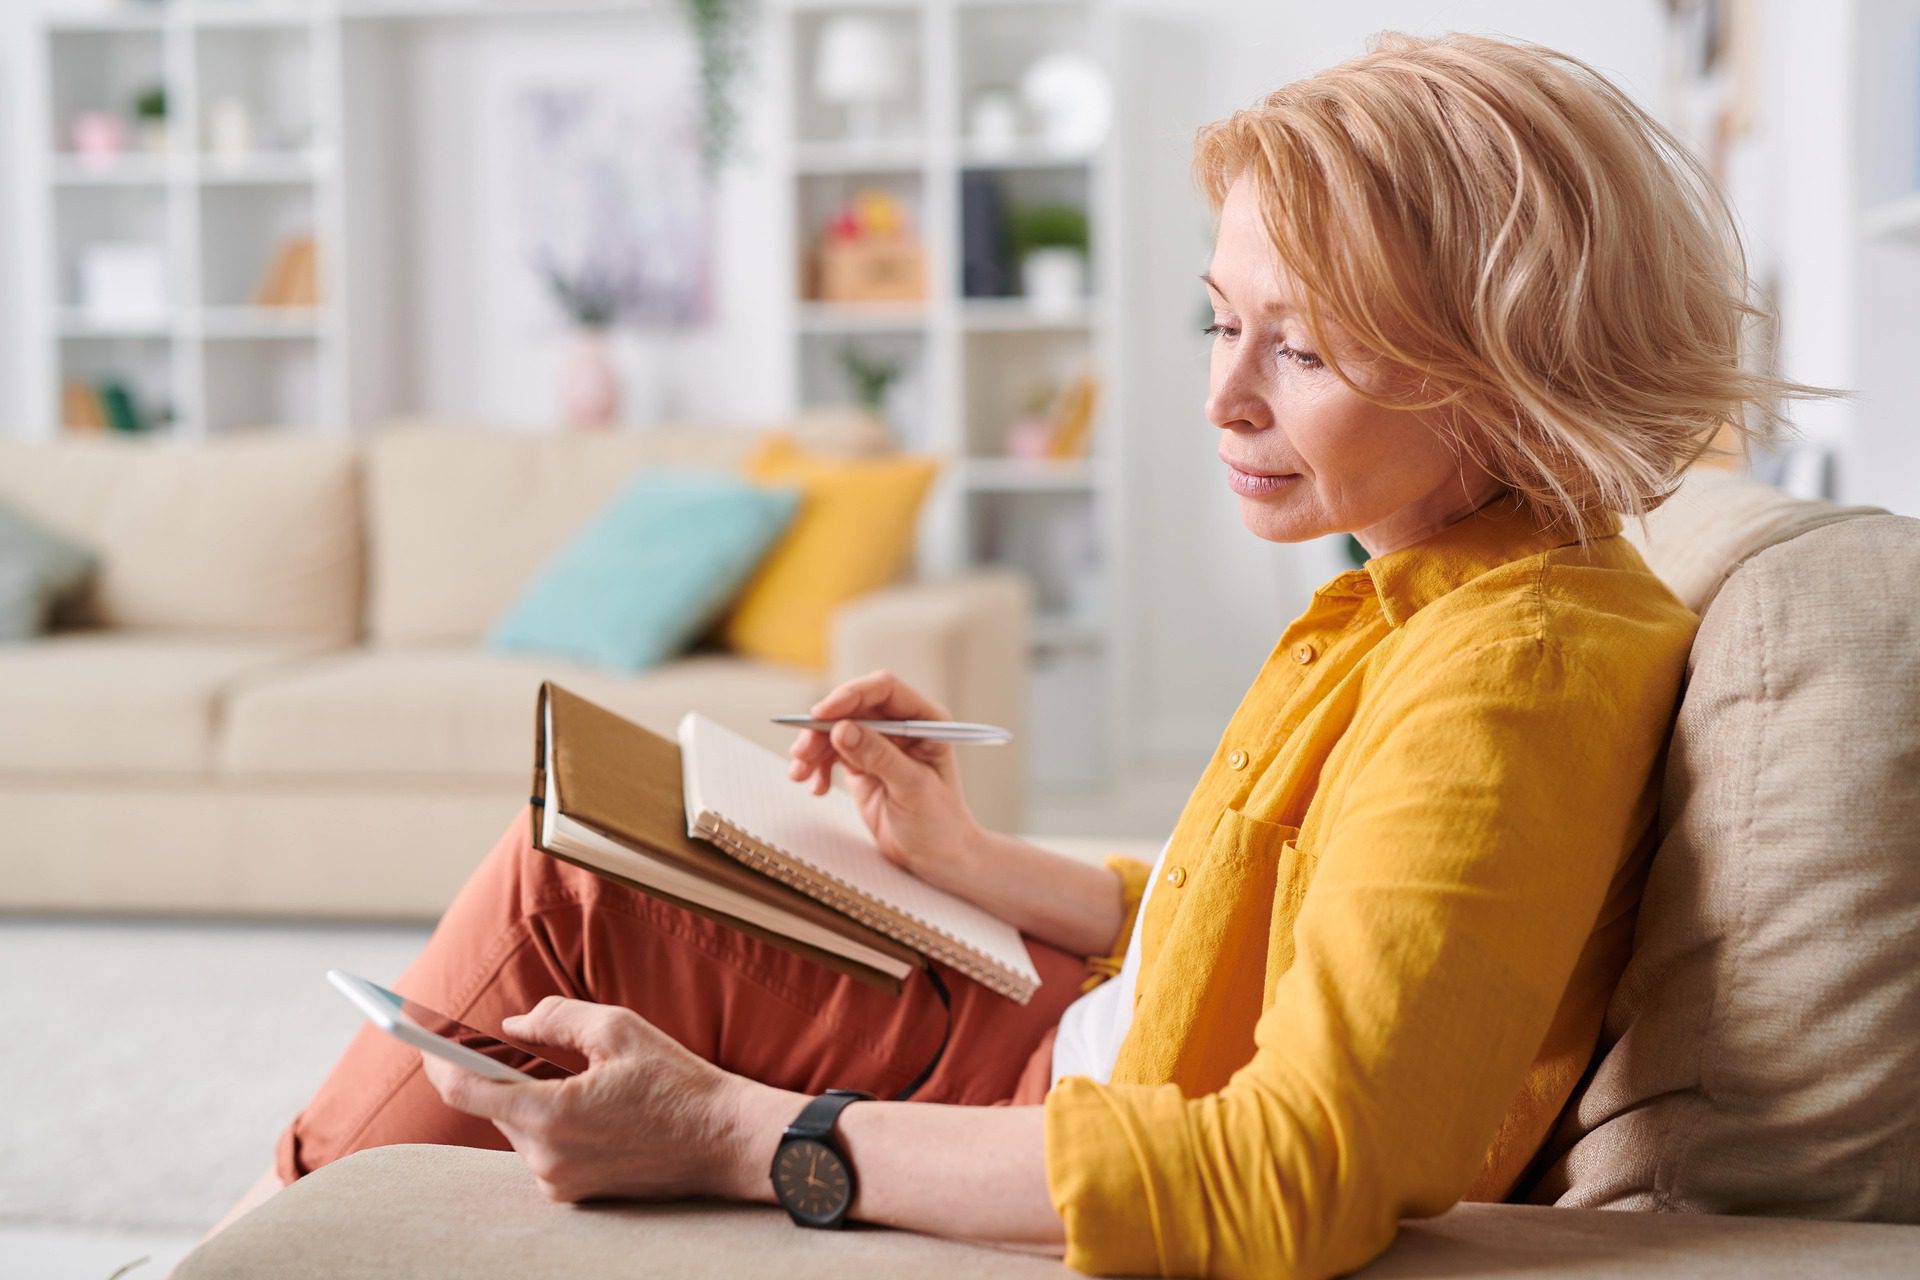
left=1202, top=323, right=1234, bottom=339
left=1277, top=344, right=1323, bottom=369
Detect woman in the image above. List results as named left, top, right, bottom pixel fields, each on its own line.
left=208, top=31, right=1816, bottom=1279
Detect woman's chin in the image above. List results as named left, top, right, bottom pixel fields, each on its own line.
left=1237, top=495, right=1320, bottom=543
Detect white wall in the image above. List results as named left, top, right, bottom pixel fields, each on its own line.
left=0, top=9, right=28, bottom=427
left=1107, top=0, right=1668, bottom=762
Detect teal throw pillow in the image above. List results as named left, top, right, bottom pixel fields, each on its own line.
left=0, top=500, right=96, bottom=643
left=486, top=468, right=800, bottom=674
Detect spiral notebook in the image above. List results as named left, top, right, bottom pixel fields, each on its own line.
left=677, top=711, right=1042, bottom=1004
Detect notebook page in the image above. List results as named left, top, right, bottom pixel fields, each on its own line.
left=678, top=713, right=1039, bottom=990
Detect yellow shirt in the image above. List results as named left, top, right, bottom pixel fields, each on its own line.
left=1042, top=493, right=1699, bottom=1279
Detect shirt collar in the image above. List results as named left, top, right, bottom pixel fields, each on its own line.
left=1356, top=493, right=1625, bottom=628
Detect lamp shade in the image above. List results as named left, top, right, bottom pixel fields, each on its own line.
left=813, top=16, right=904, bottom=105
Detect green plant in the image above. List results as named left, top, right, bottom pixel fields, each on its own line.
left=678, top=0, right=759, bottom=175
left=1009, top=203, right=1089, bottom=259
left=133, top=85, right=167, bottom=121
left=838, top=343, right=904, bottom=414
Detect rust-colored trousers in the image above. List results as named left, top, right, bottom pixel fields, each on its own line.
left=277, top=807, right=1086, bottom=1182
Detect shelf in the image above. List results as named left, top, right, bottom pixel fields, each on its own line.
left=199, top=307, right=325, bottom=338
left=960, top=457, right=1095, bottom=491
left=194, top=152, right=327, bottom=184
left=50, top=155, right=172, bottom=186
left=339, top=0, right=663, bottom=19
left=58, top=311, right=171, bottom=339
left=796, top=300, right=930, bottom=333
left=794, top=140, right=926, bottom=175
left=957, top=141, right=1098, bottom=170
left=1863, top=193, right=1920, bottom=244
left=959, top=298, right=1096, bottom=330
left=188, top=5, right=321, bottom=29
left=43, top=11, right=168, bottom=33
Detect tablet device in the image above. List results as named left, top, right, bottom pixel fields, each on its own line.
left=326, top=969, right=578, bottom=1083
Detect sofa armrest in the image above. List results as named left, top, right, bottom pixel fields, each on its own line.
left=829, top=571, right=1031, bottom=835
left=174, top=1144, right=1920, bottom=1280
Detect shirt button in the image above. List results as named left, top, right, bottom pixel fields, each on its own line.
left=1166, top=866, right=1187, bottom=887
left=1294, top=643, right=1317, bottom=664
left=1227, top=749, right=1249, bottom=770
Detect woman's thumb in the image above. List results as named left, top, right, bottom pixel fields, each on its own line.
left=830, top=720, right=921, bottom=791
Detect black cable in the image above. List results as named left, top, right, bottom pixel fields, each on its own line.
left=889, top=964, right=952, bottom=1101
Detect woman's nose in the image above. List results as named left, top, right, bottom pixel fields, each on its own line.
left=1206, top=355, right=1270, bottom=431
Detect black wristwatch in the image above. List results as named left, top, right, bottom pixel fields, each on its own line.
left=770, top=1088, right=872, bottom=1228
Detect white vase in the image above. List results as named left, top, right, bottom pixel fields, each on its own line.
left=559, top=329, right=620, bottom=427
left=1021, top=248, right=1086, bottom=317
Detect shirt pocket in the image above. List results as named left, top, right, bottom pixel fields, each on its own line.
left=1140, top=807, right=1301, bottom=996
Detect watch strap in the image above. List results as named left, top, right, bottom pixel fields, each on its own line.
left=785, top=1088, right=873, bottom=1142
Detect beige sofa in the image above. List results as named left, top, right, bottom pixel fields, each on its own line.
left=175, top=467, right=1920, bottom=1276
left=0, top=424, right=1029, bottom=918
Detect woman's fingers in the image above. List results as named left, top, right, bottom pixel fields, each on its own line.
left=809, top=669, right=953, bottom=724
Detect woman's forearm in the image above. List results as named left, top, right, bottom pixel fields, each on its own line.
left=960, top=828, right=1127, bottom=960
left=722, top=1081, right=1065, bottom=1254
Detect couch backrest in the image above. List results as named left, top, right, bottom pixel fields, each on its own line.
left=1536, top=469, right=1920, bottom=1222
left=0, top=434, right=360, bottom=643
left=364, top=422, right=770, bottom=646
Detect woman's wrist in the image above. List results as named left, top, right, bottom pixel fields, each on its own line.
left=715, top=1077, right=805, bottom=1204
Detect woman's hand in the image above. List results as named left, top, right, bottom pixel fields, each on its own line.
left=787, top=669, right=986, bottom=898
left=420, top=995, right=770, bottom=1204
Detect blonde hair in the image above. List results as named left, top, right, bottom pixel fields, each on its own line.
left=1192, top=31, right=1838, bottom=545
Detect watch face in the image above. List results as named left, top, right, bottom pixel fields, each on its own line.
left=773, top=1137, right=853, bottom=1226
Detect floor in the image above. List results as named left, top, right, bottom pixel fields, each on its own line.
left=2, top=765, right=1196, bottom=1279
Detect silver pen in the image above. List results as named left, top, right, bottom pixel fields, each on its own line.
left=771, top=716, right=1012, bottom=745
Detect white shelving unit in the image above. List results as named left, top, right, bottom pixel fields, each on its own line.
left=27, top=2, right=342, bottom=439
left=773, top=0, right=1130, bottom=789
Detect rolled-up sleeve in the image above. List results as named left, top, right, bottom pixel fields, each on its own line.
left=1043, top=635, right=1674, bottom=1278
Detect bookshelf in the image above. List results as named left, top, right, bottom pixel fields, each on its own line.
left=773, top=0, right=1129, bottom=789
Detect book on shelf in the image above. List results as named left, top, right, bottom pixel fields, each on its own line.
left=63, top=378, right=148, bottom=435
left=1043, top=365, right=1100, bottom=460
left=255, top=233, right=319, bottom=308
left=531, top=682, right=1041, bottom=1002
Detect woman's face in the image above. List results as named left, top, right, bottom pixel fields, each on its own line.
left=1203, top=174, right=1501, bottom=556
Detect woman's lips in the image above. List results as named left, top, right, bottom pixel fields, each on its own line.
left=1225, top=462, right=1300, bottom=497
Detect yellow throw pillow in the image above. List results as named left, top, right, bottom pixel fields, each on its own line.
left=720, top=434, right=940, bottom=670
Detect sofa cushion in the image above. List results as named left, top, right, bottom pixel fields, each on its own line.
left=0, top=435, right=360, bottom=643
left=1620, top=466, right=1885, bottom=614
left=364, top=424, right=770, bottom=646
left=173, top=1144, right=1920, bottom=1280
left=0, top=632, right=332, bottom=775
left=486, top=469, right=800, bottom=673
left=220, top=647, right=824, bottom=780
left=0, top=499, right=95, bottom=640
left=1534, top=513, right=1920, bottom=1220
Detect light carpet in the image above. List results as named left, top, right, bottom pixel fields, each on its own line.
left=0, top=916, right=430, bottom=1236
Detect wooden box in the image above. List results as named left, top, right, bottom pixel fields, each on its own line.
left=811, top=237, right=927, bottom=303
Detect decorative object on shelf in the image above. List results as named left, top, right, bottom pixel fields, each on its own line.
left=966, top=88, right=1023, bottom=156
left=1019, top=51, right=1112, bottom=152
left=1001, top=363, right=1099, bottom=461
left=678, top=0, right=759, bottom=174
left=78, top=242, right=167, bottom=324
left=133, top=83, right=169, bottom=155
left=836, top=342, right=905, bottom=440
left=540, top=255, right=630, bottom=427
left=69, top=111, right=128, bottom=162
left=1009, top=202, right=1088, bottom=317
left=255, top=233, right=319, bottom=307
left=207, top=97, right=255, bottom=160
left=813, top=14, right=906, bottom=143
left=96, top=379, right=151, bottom=435
left=960, top=171, right=1015, bottom=298
left=789, top=405, right=894, bottom=457
left=811, top=188, right=926, bottom=303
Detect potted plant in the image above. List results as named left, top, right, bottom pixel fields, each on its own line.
left=834, top=342, right=906, bottom=446
left=132, top=84, right=168, bottom=155
left=1009, top=202, right=1089, bottom=317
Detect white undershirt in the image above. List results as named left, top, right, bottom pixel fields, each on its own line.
left=1049, top=837, right=1172, bottom=1085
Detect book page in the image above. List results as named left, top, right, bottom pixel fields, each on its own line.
left=678, top=713, right=1039, bottom=990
